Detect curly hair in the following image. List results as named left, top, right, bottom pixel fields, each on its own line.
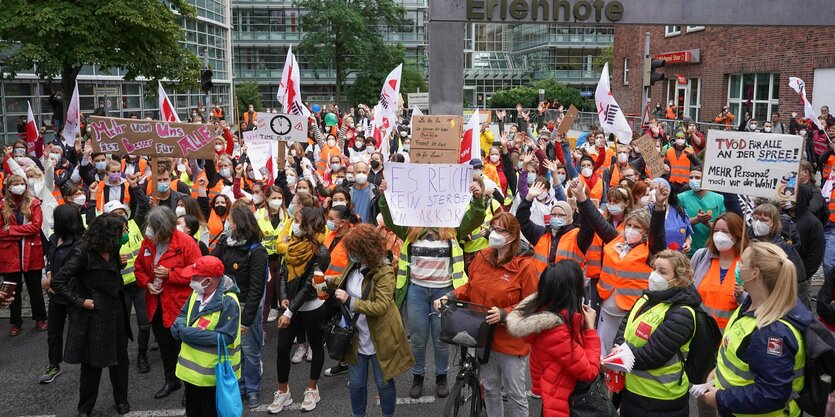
left=653, top=249, right=693, bottom=288
left=343, top=223, right=386, bottom=268
left=85, top=214, right=125, bottom=255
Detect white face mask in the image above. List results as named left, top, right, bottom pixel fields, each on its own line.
left=189, top=278, right=209, bottom=295
left=607, top=204, right=623, bottom=216
left=145, top=227, right=155, bottom=240
left=713, top=231, right=735, bottom=251
left=215, top=144, right=225, bottom=152
left=581, top=167, right=593, bottom=178
left=354, top=173, right=368, bottom=185
left=328, top=139, right=336, bottom=147
left=752, top=220, right=771, bottom=237
left=10, top=184, right=26, bottom=196
left=624, top=226, right=643, bottom=244
left=219, top=168, right=231, bottom=178
left=648, top=271, right=670, bottom=292
left=617, top=153, right=628, bottom=163
left=176, top=224, right=187, bottom=234
left=488, top=231, right=506, bottom=249
left=640, top=195, right=651, bottom=206
left=73, top=195, right=87, bottom=206
left=291, top=222, right=301, bottom=236
left=175, top=206, right=187, bottom=217
left=268, top=199, right=283, bottom=210
left=675, top=138, right=686, bottom=147
left=489, top=154, right=500, bottom=163
left=332, top=201, right=346, bottom=207
left=252, top=194, right=264, bottom=204
left=177, top=163, right=187, bottom=173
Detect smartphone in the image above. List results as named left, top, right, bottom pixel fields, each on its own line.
left=0, top=281, right=17, bottom=295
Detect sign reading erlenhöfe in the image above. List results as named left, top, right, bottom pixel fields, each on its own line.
left=88, top=117, right=218, bottom=159
left=466, top=0, right=624, bottom=22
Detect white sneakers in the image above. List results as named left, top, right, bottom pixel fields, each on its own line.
left=291, top=344, right=307, bottom=364
left=267, top=309, right=279, bottom=323
left=300, top=388, right=320, bottom=411
left=305, top=346, right=313, bottom=362
left=267, top=390, right=293, bottom=414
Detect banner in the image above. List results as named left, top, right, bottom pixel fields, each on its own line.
left=377, top=64, right=402, bottom=121
left=788, top=77, right=824, bottom=130
left=242, top=136, right=273, bottom=180
left=158, top=81, right=180, bottom=122
left=243, top=113, right=308, bottom=142
left=88, top=117, right=218, bottom=159
left=702, top=130, right=803, bottom=201
left=277, top=47, right=310, bottom=117
left=383, top=162, right=473, bottom=227
left=459, top=109, right=480, bottom=163
left=632, top=135, right=665, bottom=178
left=61, top=80, right=81, bottom=147
left=595, top=62, right=634, bottom=144
left=410, top=115, right=463, bottom=164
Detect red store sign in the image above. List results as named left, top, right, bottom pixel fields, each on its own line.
left=654, top=49, right=701, bottom=65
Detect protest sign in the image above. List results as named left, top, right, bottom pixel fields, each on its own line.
left=557, top=105, right=580, bottom=136
left=242, top=136, right=273, bottom=180
left=88, top=117, right=218, bottom=159
left=246, top=113, right=308, bottom=142
left=410, top=115, right=463, bottom=164
left=383, top=162, right=473, bottom=227
left=702, top=130, right=803, bottom=201
left=632, top=134, right=665, bottom=178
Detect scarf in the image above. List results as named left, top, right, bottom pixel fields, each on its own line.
left=285, top=237, right=316, bottom=282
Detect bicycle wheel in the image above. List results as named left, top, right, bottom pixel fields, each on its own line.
left=443, top=376, right=481, bottom=417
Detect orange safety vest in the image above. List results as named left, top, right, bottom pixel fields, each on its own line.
left=697, top=258, right=739, bottom=329
left=317, top=144, right=343, bottom=176
left=665, top=147, right=692, bottom=184
left=324, top=231, right=350, bottom=277
left=96, top=181, right=131, bottom=213
left=532, top=228, right=585, bottom=274
left=207, top=209, right=226, bottom=251
left=585, top=177, right=604, bottom=202
left=585, top=223, right=623, bottom=279
left=121, top=159, right=148, bottom=177
left=829, top=189, right=835, bottom=224
left=190, top=172, right=223, bottom=200
left=146, top=178, right=180, bottom=196
left=243, top=111, right=258, bottom=126
left=599, top=237, right=652, bottom=311
left=824, top=154, right=835, bottom=181
left=213, top=108, right=224, bottom=119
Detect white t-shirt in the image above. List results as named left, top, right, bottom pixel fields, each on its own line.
left=346, top=269, right=374, bottom=355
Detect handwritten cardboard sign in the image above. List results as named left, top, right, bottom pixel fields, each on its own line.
left=410, top=115, right=463, bottom=164
left=383, top=162, right=473, bottom=227
left=702, top=130, right=803, bottom=201
left=245, top=113, right=308, bottom=142
left=557, top=105, right=579, bottom=136
left=632, top=134, right=665, bottom=178
left=88, top=117, right=218, bottom=159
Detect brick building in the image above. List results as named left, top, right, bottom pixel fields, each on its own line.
left=611, top=25, right=835, bottom=126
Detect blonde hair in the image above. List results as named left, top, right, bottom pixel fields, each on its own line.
left=654, top=249, right=692, bottom=288
left=624, top=208, right=651, bottom=231
left=744, top=242, right=797, bottom=328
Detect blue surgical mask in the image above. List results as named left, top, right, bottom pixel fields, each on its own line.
left=326, top=220, right=336, bottom=231
left=557, top=175, right=566, bottom=184
left=95, top=161, right=106, bottom=171
left=689, top=179, right=701, bottom=192
left=527, top=172, right=536, bottom=185
left=550, top=217, right=566, bottom=229
left=157, top=181, right=170, bottom=193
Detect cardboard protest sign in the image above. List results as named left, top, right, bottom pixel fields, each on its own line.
left=632, top=135, right=665, bottom=178
left=410, top=115, right=463, bottom=164
left=383, top=163, right=473, bottom=227
left=557, top=105, right=579, bottom=136
left=246, top=113, right=308, bottom=142
left=242, top=136, right=273, bottom=180
left=702, top=130, right=803, bottom=201
left=88, top=117, right=217, bottom=159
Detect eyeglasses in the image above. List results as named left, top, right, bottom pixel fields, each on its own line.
left=492, top=227, right=508, bottom=235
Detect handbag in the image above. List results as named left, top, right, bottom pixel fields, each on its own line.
left=568, top=374, right=617, bottom=417
left=215, top=332, right=243, bottom=417
left=325, top=267, right=372, bottom=361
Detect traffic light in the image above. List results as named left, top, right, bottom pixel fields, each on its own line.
left=201, top=69, right=213, bottom=92
left=643, top=58, right=666, bottom=87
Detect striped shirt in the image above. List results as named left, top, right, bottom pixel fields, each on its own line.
left=410, top=238, right=453, bottom=288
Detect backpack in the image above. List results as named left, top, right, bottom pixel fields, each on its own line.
left=673, top=305, right=722, bottom=384
left=795, top=319, right=835, bottom=417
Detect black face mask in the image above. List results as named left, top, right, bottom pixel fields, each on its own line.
left=214, top=206, right=227, bottom=216
left=371, top=160, right=381, bottom=169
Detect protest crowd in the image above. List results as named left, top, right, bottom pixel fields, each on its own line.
left=9, top=58, right=835, bottom=417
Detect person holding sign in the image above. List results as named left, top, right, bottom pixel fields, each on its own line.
left=377, top=178, right=488, bottom=399
left=569, top=178, right=668, bottom=356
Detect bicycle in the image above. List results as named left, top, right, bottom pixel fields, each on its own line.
left=438, top=300, right=495, bottom=417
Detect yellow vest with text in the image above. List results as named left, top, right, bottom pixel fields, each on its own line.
left=120, top=220, right=143, bottom=285
left=256, top=207, right=285, bottom=256
left=396, top=237, right=467, bottom=306
left=714, top=307, right=805, bottom=417
left=175, top=291, right=242, bottom=387
left=624, top=295, right=695, bottom=400
left=462, top=199, right=502, bottom=254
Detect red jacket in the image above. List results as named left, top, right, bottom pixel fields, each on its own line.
left=506, top=297, right=601, bottom=417
left=0, top=197, right=44, bottom=273
left=135, top=230, right=201, bottom=327
left=452, top=248, right=539, bottom=356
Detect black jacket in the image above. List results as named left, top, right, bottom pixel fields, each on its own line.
left=792, top=183, right=824, bottom=281
left=615, top=284, right=701, bottom=417
left=748, top=225, right=806, bottom=286
left=211, top=239, right=269, bottom=327
left=51, top=244, right=133, bottom=368
left=45, top=234, right=83, bottom=305
left=279, top=244, right=330, bottom=314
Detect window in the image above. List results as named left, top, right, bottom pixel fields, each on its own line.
left=727, top=73, right=780, bottom=122
left=623, top=57, right=629, bottom=85
left=686, top=26, right=705, bottom=33
left=665, top=26, right=681, bottom=37
left=666, top=78, right=701, bottom=121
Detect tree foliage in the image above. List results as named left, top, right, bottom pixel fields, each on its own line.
left=295, top=0, right=406, bottom=103
left=346, top=44, right=426, bottom=106
left=593, top=45, right=613, bottom=73
left=0, top=0, right=202, bottom=118
left=488, top=79, right=593, bottom=111
left=235, top=82, right=263, bottom=117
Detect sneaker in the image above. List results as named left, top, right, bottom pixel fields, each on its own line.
left=291, top=345, right=307, bottom=364
left=305, top=346, right=313, bottom=362
left=36, top=320, right=48, bottom=331
left=300, top=388, right=320, bottom=411
left=39, top=365, right=62, bottom=384
left=526, top=390, right=541, bottom=399
left=409, top=374, right=424, bottom=399
left=247, top=392, right=261, bottom=409
left=8, top=325, right=21, bottom=337
left=436, top=374, right=449, bottom=398
left=267, top=390, right=293, bottom=414
left=267, top=309, right=279, bottom=323
left=324, top=363, right=348, bottom=376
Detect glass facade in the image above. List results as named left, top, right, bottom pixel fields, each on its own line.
left=0, top=0, right=233, bottom=144
left=727, top=73, right=780, bottom=122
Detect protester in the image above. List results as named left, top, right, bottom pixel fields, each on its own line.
left=691, top=213, right=744, bottom=330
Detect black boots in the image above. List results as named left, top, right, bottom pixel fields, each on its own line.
left=409, top=374, right=424, bottom=398
left=436, top=374, right=449, bottom=398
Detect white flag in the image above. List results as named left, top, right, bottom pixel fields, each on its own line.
left=412, top=106, right=423, bottom=116
left=377, top=64, right=402, bottom=123
left=158, top=81, right=180, bottom=122
left=595, top=63, right=634, bottom=144
left=788, top=77, right=825, bottom=131
left=60, top=80, right=80, bottom=147
left=460, top=109, right=480, bottom=163
left=277, top=47, right=310, bottom=117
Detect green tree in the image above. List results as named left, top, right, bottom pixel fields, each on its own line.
left=0, top=0, right=202, bottom=119
left=488, top=79, right=592, bottom=111
left=593, top=45, right=613, bottom=72
left=235, top=82, right=263, bottom=119
left=295, top=0, right=405, bottom=103
left=346, top=44, right=426, bottom=107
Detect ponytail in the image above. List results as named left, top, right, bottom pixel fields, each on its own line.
left=747, top=242, right=797, bottom=328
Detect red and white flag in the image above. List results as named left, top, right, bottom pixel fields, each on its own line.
left=25, top=101, right=40, bottom=156
left=376, top=64, right=402, bottom=123
left=61, top=80, right=81, bottom=147
left=788, top=77, right=825, bottom=131
left=459, top=109, right=480, bottom=163
left=158, top=81, right=180, bottom=122
left=595, top=63, right=634, bottom=144
left=277, top=47, right=310, bottom=117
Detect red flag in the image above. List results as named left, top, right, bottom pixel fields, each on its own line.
left=158, top=81, right=180, bottom=122
left=25, top=101, right=40, bottom=156
left=459, top=109, right=481, bottom=163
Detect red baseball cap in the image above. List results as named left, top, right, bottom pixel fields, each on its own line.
left=181, top=256, right=225, bottom=278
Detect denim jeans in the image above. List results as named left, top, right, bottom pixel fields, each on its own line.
left=240, top=302, right=264, bottom=395
left=348, top=354, right=396, bottom=417
left=825, top=225, right=835, bottom=279
left=405, top=283, right=451, bottom=376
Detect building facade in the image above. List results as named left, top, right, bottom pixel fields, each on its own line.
left=0, top=0, right=234, bottom=144
left=611, top=25, right=835, bottom=124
